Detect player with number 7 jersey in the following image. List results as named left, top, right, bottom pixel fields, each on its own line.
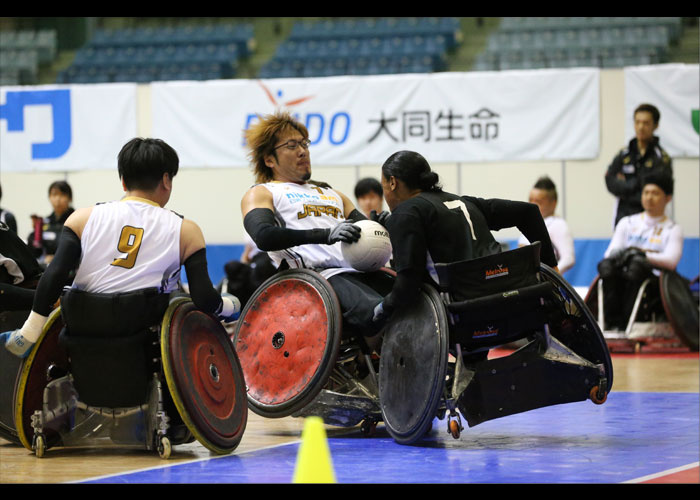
left=375, top=150, right=559, bottom=322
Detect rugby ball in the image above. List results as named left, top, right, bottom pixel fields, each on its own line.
left=341, top=220, right=392, bottom=272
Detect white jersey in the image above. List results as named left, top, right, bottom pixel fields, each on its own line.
left=604, top=212, right=683, bottom=271
left=72, top=197, right=183, bottom=293
left=518, top=215, right=575, bottom=273
left=262, top=181, right=356, bottom=279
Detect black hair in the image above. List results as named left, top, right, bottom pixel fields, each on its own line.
left=354, top=177, right=383, bottom=198
left=634, top=103, right=661, bottom=125
left=48, top=180, right=72, bottom=200
left=118, top=138, right=179, bottom=191
left=532, top=175, right=557, bottom=202
left=381, top=151, right=441, bottom=192
left=642, top=171, right=674, bottom=195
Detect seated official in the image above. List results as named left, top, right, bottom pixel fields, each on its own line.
left=597, top=172, right=682, bottom=330
left=2, top=138, right=240, bottom=358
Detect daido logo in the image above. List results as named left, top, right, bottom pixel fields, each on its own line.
left=242, top=81, right=351, bottom=146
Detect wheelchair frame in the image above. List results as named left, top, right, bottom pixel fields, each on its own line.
left=14, top=296, right=247, bottom=458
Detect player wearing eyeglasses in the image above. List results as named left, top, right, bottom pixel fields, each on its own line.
left=240, top=111, right=386, bottom=339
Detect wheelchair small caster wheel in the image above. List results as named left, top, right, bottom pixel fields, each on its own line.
left=34, top=434, right=46, bottom=458
left=158, top=436, right=172, bottom=459
left=361, top=419, right=377, bottom=437
left=448, top=419, right=461, bottom=439
left=589, top=386, right=607, bottom=405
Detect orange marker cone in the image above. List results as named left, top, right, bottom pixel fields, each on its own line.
left=292, top=416, right=336, bottom=483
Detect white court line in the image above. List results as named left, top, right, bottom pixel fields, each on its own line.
left=622, top=461, right=700, bottom=484
left=67, top=439, right=305, bottom=484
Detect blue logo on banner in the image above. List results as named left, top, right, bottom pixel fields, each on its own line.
left=0, top=89, right=72, bottom=159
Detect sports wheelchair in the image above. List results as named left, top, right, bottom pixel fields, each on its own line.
left=584, top=267, right=699, bottom=353
left=8, top=288, right=248, bottom=458
left=232, top=268, right=393, bottom=436
left=232, top=243, right=613, bottom=445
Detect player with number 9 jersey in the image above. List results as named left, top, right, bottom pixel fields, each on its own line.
left=73, top=197, right=182, bottom=294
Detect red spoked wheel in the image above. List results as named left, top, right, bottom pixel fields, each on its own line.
left=233, top=270, right=342, bottom=418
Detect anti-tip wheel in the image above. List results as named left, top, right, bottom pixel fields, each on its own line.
left=158, top=436, right=172, bottom=459
left=589, top=386, right=608, bottom=405
left=361, top=418, right=378, bottom=437
left=448, top=419, right=461, bottom=439
left=34, top=434, right=46, bottom=458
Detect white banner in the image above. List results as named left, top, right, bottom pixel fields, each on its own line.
left=625, top=64, right=700, bottom=158
left=152, top=68, right=600, bottom=167
left=0, top=83, right=138, bottom=172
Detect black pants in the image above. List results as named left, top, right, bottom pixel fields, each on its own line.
left=0, top=283, right=35, bottom=312
left=328, top=271, right=388, bottom=338
left=599, top=257, right=659, bottom=330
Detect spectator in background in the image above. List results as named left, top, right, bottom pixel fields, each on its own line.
left=518, top=176, right=575, bottom=274
left=605, top=103, right=673, bottom=228
left=354, top=177, right=384, bottom=219
left=27, top=180, right=75, bottom=266
left=220, top=231, right=276, bottom=308
left=0, top=183, right=18, bottom=234
left=597, top=172, right=682, bottom=330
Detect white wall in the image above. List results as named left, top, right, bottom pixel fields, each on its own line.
left=1, top=69, right=698, bottom=245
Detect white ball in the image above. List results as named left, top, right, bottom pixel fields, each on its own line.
left=341, top=220, right=392, bottom=272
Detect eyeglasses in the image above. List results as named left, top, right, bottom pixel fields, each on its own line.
left=274, top=139, right=311, bottom=151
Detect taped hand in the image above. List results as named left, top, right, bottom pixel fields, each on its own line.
left=218, top=293, right=242, bottom=323
left=1, top=329, right=35, bottom=358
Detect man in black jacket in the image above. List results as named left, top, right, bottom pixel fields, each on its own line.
left=605, top=103, right=673, bottom=228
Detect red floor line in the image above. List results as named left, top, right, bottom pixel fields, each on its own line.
left=629, top=463, right=700, bottom=484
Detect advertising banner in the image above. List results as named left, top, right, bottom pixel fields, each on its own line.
left=625, top=64, right=700, bottom=158
left=151, top=68, right=601, bottom=167
left=1, top=83, right=138, bottom=172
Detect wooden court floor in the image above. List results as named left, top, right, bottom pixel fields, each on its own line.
left=1, top=351, right=698, bottom=485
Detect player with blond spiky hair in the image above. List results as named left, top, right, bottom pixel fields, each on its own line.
left=240, top=110, right=388, bottom=339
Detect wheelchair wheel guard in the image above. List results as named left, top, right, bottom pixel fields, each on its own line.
left=660, top=271, right=700, bottom=351
left=233, top=269, right=342, bottom=418
left=14, top=307, right=69, bottom=451
left=379, top=284, right=449, bottom=445
left=540, top=264, right=613, bottom=392
left=161, top=297, right=248, bottom=455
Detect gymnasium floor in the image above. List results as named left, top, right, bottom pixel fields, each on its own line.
left=1, top=350, right=698, bottom=485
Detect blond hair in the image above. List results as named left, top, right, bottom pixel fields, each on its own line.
left=245, top=110, right=309, bottom=184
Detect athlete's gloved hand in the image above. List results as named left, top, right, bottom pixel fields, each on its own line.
left=372, top=301, right=389, bottom=323
left=369, top=210, right=391, bottom=227
left=1, top=329, right=35, bottom=358
left=218, top=293, right=242, bottom=323
left=327, top=221, right=361, bottom=244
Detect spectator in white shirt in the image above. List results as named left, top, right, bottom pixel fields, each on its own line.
left=518, top=176, right=575, bottom=274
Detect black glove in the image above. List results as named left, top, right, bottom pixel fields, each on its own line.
left=328, top=221, right=361, bottom=244
left=618, top=247, right=646, bottom=267
left=369, top=210, right=391, bottom=227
